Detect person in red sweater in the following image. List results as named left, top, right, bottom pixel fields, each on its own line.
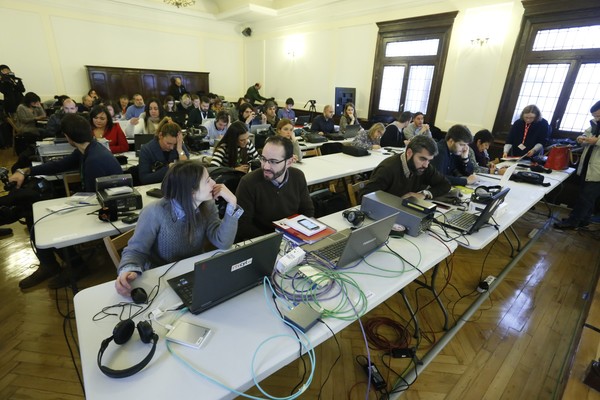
left=90, top=105, right=128, bottom=153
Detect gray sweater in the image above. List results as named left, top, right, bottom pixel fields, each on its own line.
left=118, top=198, right=239, bottom=275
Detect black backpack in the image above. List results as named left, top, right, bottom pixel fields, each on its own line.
left=510, top=171, right=550, bottom=187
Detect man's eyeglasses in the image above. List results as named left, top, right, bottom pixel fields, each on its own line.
left=258, top=155, right=287, bottom=166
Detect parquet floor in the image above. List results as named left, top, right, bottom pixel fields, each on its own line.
left=0, top=146, right=599, bottom=400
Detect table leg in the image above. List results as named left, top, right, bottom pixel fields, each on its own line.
left=398, top=288, right=420, bottom=338
left=413, top=264, right=449, bottom=331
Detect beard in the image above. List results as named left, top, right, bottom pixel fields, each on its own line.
left=407, top=156, right=426, bottom=176
left=263, top=166, right=287, bottom=181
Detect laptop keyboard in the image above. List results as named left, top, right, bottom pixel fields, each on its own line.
left=172, top=274, right=194, bottom=304
left=318, top=238, right=349, bottom=261
left=445, top=211, right=478, bottom=230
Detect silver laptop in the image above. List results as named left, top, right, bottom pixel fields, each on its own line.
left=250, top=124, right=271, bottom=135
left=473, top=162, right=518, bottom=188
left=435, top=187, right=510, bottom=234
left=301, top=213, right=398, bottom=267
left=167, top=233, right=283, bottom=314
left=343, top=124, right=362, bottom=138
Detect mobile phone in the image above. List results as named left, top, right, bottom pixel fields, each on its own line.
left=146, top=188, right=163, bottom=198
left=298, top=218, right=319, bottom=230
left=122, top=214, right=139, bottom=224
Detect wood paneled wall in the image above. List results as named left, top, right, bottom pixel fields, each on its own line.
left=86, top=66, right=209, bottom=102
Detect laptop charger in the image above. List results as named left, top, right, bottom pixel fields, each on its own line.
left=283, top=303, right=322, bottom=333
left=276, top=247, right=306, bottom=273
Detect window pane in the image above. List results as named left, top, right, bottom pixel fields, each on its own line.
left=404, top=65, right=434, bottom=113
left=385, top=39, right=439, bottom=57
left=533, top=25, right=600, bottom=51
left=562, top=63, right=600, bottom=132
left=378, top=66, right=405, bottom=112
left=511, top=64, right=569, bottom=123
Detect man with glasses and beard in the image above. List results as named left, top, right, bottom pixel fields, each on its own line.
left=363, top=135, right=451, bottom=200
left=235, top=135, right=314, bottom=241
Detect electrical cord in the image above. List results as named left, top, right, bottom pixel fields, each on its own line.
left=316, top=319, right=341, bottom=400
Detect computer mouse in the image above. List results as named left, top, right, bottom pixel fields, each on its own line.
left=130, top=287, right=148, bottom=304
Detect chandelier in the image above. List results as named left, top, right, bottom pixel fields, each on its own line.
left=164, top=0, right=195, bottom=8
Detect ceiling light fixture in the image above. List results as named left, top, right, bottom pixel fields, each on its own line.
left=164, top=0, right=196, bottom=8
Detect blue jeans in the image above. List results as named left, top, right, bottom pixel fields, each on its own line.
left=568, top=179, right=600, bottom=225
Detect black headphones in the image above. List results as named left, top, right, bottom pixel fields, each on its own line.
left=471, top=185, right=501, bottom=204
left=97, top=319, right=158, bottom=379
left=343, top=210, right=366, bottom=227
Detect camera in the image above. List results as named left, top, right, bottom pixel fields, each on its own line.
left=0, top=168, right=16, bottom=191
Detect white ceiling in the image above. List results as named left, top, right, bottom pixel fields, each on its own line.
left=147, top=0, right=449, bottom=25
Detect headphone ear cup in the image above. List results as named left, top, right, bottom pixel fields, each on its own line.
left=113, top=319, right=135, bottom=345
left=343, top=210, right=365, bottom=227
left=137, top=321, right=155, bottom=344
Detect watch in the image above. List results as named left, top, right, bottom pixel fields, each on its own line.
left=16, top=168, right=28, bottom=176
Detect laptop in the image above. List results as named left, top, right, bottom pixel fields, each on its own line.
left=134, top=134, right=155, bottom=156
left=250, top=124, right=271, bottom=135
left=343, top=124, right=362, bottom=138
left=435, top=187, right=510, bottom=234
left=167, top=233, right=283, bottom=314
left=301, top=212, right=398, bottom=267
left=295, top=115, right=310, bottom=126
left=472, top=162, right=518, bottom=188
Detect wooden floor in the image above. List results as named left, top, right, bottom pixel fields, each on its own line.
left=0, top=146, right=599, bottom=399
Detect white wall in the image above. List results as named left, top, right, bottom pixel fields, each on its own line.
left=0, top=0, right=525, bottom=132
left=0, top=0, right=244, bottom=102
left=246, top=0, right=525, bottom=131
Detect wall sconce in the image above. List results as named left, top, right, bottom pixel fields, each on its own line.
left=471, top=37, right=489, bottom=46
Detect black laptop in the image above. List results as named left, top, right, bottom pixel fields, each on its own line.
left=295, top=115, right=310, bottom=126
left=435, top=187, right=510, bottom=234
left=134, top=134, right=155, bottom=156
left=167, top=233, right=283, bottom=314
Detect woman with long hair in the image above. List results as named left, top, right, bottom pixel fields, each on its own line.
left=210, top=120, right=259, bottom=173
left=115, top=160, right=241, bottom=297
left=339, top=102, right=360, bottom=133
left=125, top=98, right=166, bottom=137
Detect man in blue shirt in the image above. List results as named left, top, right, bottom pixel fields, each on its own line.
left=431, top=124, right=477, bottom=186
left=310, top=105, right=335, bottom=135
left=125, top=94, right=145, bottom=119
left=8, top=114, right=123, bottom=289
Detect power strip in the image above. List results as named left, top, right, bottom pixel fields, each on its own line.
left=477, top=275, right=496, bottom=293
left=276, top=247, right=306, bottom=273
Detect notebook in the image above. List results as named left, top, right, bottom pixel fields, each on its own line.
left=134, top=134, right=155, bottom=156
left=167, top=233, right=283, bottom=315
left=343, top=124, right=362, bottom=138
left=301, top=212, right=398, bottom=267
left=435, top=187, right=510, bottom=234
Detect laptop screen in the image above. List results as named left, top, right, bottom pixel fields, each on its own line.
left=174, top=233, right=283, bottom=314
left=470, top=187, right=510, bottom=232
left=134, top=134, right=154, bottom=153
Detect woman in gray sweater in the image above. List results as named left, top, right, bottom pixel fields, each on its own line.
left=115, top=160, right=243, bottom=297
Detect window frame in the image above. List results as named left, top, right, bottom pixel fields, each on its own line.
left=369, top=12, right=457, bottom=123
left=492, top=0, right=600, bottom=139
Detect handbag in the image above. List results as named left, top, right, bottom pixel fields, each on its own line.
left=545, top=146, right=571, bottom=170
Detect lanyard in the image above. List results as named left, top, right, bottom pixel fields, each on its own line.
left=521, top=123, right=530, bottom=144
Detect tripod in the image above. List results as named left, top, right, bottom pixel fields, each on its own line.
left=304, top=100, right=317, bottom=122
